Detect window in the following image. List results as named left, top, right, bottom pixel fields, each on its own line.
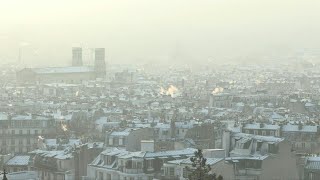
left=11, top=139, right=15, bottom=145
left=109, top=138, right=113, bottom=145
left=147, top=160, right=153, bottom=168
left=107, top=156, right=113, bottom=165
left=302, top=142, right=306, bottom=148
left=27, top=130, right=30, bottom=135
left=19, top=130, right=23, bottom=135
left=257, top=142, right=263, bottom=151
left=11, top=130, right=15, bottom=135
left=262, top=131, right=266, bottom=136
left=254, top=130, right=258, bottom=135
left=19, top=139, right=23, bottom=145
left=270, top=131, right=274, bottom=136
left=137, top=162, right=142, bottom=169
left=27, top=138, right=30, bottom=144
left=245, top=130, right=250, bottom=134
left=183, top=168, right=190, bottom=178
left=169, top=167, right=175, bottom=176
left=196, top=131, right=200, bottom=137
left=35, top=130, right=38, bottom=135
left=99, top=172, right=103, bottom=180
left=107, top=174, right=111, bottom=180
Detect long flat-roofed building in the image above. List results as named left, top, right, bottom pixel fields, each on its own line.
left=16, top=48, right=106, bottom=84
left=17, top=66, right=96, bottom=84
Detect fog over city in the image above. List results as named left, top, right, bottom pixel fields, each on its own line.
left=1, top=0, right=320, bottom=66
left=2, top=1, right=320, bottom=180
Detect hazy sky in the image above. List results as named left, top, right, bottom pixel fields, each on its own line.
left=1, top=0, right=320, bottom=66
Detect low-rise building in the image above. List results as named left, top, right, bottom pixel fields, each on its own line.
left=86, top=148, right=197, bottom=180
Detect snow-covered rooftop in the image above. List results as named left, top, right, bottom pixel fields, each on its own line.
left=6, top=155, right=31, bottom=166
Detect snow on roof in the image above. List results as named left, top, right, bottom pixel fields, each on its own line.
left=305, top=102, right=315, bottom=107
left=110, top=128, right=133, bottom=136
left=154, top=123, right=170, bottom=129
left=233, top=133, right=284, bottom=143
left=282, top=125, right=317, bottom=133
left=95, top=117, right=108, bottom=125
left=10, top=114, right=50, bottom=121
left=225, top=155, right=268, bottom=161
left=30, top=149, right=73, bottom=160
left=290, top=99, right=298, bottom=103
left=271, top=112, right=284, bottom=119
left=31, top=66, right=94, bottom=74
left=7, top=171, right=39, bottom=180
left=243, top=123, right=280, bottom=130
left=6, top=155, right=31, bottom=166
left=0, top=112, right=8, bottom=120
left=167, top=157, right=223, bottom=166
left=144, top=148, right=196, bottom=158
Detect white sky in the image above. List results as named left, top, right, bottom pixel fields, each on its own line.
left=1, top=0, right=320, bottom=66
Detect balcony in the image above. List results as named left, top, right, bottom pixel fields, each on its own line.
left=236, top=168, right=262, bottom=176
left=119, top=166, right=143, bottom=174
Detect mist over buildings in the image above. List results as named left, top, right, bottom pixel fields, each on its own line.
left=1, top=0, right=320, bottom=67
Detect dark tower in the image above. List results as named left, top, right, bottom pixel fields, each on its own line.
left=170, top=109, right=178, bottom=138
left=72, top=47, right=83, bottom=66
left=94, top=48, right=106, bottom=79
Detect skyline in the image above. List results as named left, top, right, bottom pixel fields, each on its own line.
left=1, top=0, right=320, bottom=66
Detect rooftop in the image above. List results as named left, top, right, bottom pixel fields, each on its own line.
left=282, top=125, right=318, bottom=133
left=6, top=155, right=31, bottom=166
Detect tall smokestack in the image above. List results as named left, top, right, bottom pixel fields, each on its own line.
left=72, top=47, right=83, bottom=66
left=94, top=48, right=106, bottom=79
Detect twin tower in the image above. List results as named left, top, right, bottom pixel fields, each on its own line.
left=72, top=47, right=106, bottom=78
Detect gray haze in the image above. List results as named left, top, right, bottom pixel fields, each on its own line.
left=1, top=0, right=320, bottom=66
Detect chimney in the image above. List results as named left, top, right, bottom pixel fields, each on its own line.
left=72, top=47, right=83, bottom=66
left=260, top=123, right=264, bottom=128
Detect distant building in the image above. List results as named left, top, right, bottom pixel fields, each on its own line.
left=72, top=47, right=83, bottom=66
left=6, top=171, right=39, bottom=180
left=105, top=128, right=154, bottom=151
left=304, top=156, right=320, bottom=180
left=5, top=155, right=32, bottom=173
left=16, top=66, right=96, bottom=84
left=86, top=148, right=197, bottom=180
left=0, top=113, right=55, bottom=154
left=16, top=48, right=107, bottom=84
left=281, top=124, right=319, bottom=153
left=241, top=123, right=281, bottom=137
left=209, top=93, right=233, bottom=108
left=94, top=48, right=106, bottom=79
